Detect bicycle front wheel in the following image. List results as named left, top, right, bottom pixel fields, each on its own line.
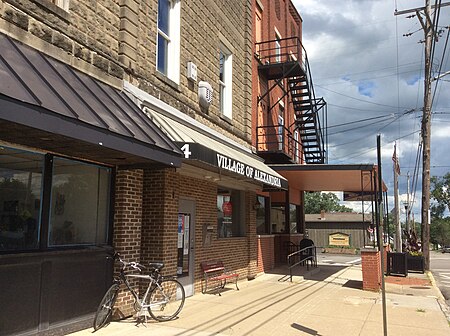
left=147, top=279, right=185, bottom=321
left=93, top=283, right=119, bottom=331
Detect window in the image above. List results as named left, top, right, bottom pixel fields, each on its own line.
left=50, top=0, right=69, bottom=11
left=278, top=112, right=284, bottom=151
left=270, top=204, right=285, bottom=233
left=48, top=158, right=110, bottom=246
left=289, top=204, right=300, bottom=233
left=275, top=31, right=282, bottom=62
left=219, top=47, right=233, bottom=119
left=256, top=196, right=269, bottom=234
left=294, top=130, right=299, bottom=163
left=0, top=147, right=44, bottom=251
left=0, top=145, right=112, bottom=252
left=157, top=0, right=180, bottom=83
left=217, top=188, right=244, bottom=238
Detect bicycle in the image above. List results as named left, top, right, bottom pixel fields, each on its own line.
left=93, top=253, right=185, bottom=331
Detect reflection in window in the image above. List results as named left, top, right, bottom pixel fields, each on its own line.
left=217, top=188, right=244, bottom=238
left=157, top=0, right=180, bottom=83
left=49, top=158, right=110, bottom=246
left=0, top=147, right=43, bottom=251
left=256, top=196, right=269, bottom=234
left=271, top=204, right=285, bottom=233
left=289, top=204, right=299, bottom=233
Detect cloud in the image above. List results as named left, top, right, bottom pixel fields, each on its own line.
left=292, top=0, right=450, bottom=216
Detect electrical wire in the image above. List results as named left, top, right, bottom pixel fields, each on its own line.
left=315, top=85, right=411, bottom=109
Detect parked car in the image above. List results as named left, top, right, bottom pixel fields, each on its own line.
left=442, top=246, right=450, bottom=253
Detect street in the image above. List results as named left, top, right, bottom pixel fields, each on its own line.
left=431, top=250, right=450, bottom=307
left=317, top=251, right=362, bottom=266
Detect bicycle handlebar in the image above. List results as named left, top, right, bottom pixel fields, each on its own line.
left=111, top=253, right=146, bottom=272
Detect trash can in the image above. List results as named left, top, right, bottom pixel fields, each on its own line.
left=387, top=252, right=407, bottom=276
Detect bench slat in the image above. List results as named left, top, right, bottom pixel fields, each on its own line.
left=200, top=261, right=239, bottom=296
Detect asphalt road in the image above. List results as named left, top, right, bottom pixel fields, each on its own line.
left=317, top=251, right=362, bottom=266
left=430, top=250, right=450, bottom=307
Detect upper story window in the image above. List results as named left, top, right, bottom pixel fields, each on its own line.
left=50, top=0, right=69, bottom=11
left=157, top=0, right=181, bottom=83
left=275, top=31, right=282, bottom=63
left=219, top=46, right=233, bottom=119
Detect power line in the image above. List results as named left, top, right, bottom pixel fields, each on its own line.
left=316, top=85, right=412, bottom=109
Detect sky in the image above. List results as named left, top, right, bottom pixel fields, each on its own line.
left=293, top=0, right=450, bottom=219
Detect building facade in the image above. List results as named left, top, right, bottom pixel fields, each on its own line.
left=251, top=0, right=327, bottom=272
left=0, top=0, right=288, bottom=335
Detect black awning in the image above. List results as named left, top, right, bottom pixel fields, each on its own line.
left=0, top=34, right=182, bottom=167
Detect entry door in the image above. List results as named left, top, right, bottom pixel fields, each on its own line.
left=177, top=199, right=196, bottom=297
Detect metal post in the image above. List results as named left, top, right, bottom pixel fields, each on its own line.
left=377, top=135, right=388, bottom=336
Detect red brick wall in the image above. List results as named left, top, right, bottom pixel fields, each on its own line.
left=361, top=249, right=381, bottom=291
left=113, top=169, right=143, bottom=316
left=141, top=168, right=179, bottom=276
left=137, top=170, right=259, bottom=295
left=257, top=235, right=275, bottom=273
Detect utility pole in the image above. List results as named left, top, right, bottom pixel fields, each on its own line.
left=393, top=145, right=401, bottom=252
left=421, top=0, right=433, bottom=271
left=406, top=172, right=410, bottom=233
left=394, top=0, right=450, bottom=270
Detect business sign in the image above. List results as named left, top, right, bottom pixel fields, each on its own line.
left=176, top=142, right=286, bottom=189
left=329, top=232, right=350, bottom=247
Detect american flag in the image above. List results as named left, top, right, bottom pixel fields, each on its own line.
left=392, top=144, right=400, bottom=175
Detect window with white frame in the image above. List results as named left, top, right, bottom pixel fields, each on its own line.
left=278, top=103, right=284, bottom=151
left=50, top=0, right=70, bottom=11
left=219, top=47, right=233, bottom=119
left=157, top=0, right=180, bottom=83
left=294, top=130, right=299, bottom=163
left=275, top=31, right=282, bottom=62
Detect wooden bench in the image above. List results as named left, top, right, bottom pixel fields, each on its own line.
left=200, top=260, right=239, bottom=296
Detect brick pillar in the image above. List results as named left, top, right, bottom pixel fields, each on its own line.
left=361, top=248, right=381, bottom=291
left=141, top=168, right=179, bottom=276
left=113, top=168, right=143, bottom=316
left=257, top=235, right=275, bottom=273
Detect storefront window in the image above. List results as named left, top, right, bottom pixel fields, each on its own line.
left=270, top=204, right=285, bottom=233
left=0, top=145, right=112, bottom=252
left=256, top=196, right=269, bottom=234
left=217, top=188, right=245, bottom=238
left=289, top=204, right=299, bottom=233
left=49, top=158, right=110, bottom=246
left=0, top=147, right=43, bottom=251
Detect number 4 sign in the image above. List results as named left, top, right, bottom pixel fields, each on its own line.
left=180, top=144, right=192, bottom=159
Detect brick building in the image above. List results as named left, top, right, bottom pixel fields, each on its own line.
left=251, top=0, right=327, bottom=272
left=0, top=0, right=288, bottom=335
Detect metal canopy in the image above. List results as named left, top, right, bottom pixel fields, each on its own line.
left=269, top=164, right=387, bottom=193
left=0, top=34, right=182, bottom=167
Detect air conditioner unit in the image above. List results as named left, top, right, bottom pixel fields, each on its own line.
left=187, top=61, right=197, bottom=82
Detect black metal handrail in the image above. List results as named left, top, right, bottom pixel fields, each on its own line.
left=287, top=245, right=317, bottom=282
left=256, top=124, right=303, bottom=163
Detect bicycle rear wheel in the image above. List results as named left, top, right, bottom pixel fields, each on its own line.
left=93, top=283, right=119, bottom=331
left=147, top=279, right=185, bottom=321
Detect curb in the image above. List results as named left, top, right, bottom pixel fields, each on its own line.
left=427, top=270, right=450, bottom=323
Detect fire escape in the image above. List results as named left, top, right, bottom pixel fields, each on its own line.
left=256, top=37, right=327, bottom=164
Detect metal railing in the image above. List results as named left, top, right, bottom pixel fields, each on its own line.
left=256, top=124, right=303, bottom=163
left=287, top=245, right=317, bottom=282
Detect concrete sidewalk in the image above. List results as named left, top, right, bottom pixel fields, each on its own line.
left=69, top=264, right=450, bottom=336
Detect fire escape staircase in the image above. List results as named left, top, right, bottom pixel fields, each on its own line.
left=256, top=37, right=327, bottom=164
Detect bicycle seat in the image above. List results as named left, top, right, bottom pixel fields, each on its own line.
left=148, top=262, right=164, bottom=271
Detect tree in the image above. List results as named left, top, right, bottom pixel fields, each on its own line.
left=430, top=173, right=450, bottom=246
left=304, top=192, right=353, bottom=214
